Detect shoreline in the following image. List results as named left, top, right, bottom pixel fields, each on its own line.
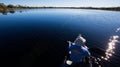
left=0, top=7, right=120, bottom=13
left=1, top=3, right=120, bottom=13
left=1, top=7, right=120, bottom=10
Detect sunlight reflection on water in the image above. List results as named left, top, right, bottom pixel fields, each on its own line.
left=116, top=28, right=120, bottom=32
left=101, top=28, right=120, bottom=61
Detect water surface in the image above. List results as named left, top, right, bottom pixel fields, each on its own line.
left=0, top=9, right=120, bottom=67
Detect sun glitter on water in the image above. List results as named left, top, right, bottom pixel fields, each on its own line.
left=101, top=28, right=120, bottom=61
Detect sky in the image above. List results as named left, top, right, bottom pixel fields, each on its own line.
left=0, top=0, right=120, bottom=7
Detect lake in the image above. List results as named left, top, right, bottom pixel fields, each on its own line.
left=0, top=9, right=120, bottom=67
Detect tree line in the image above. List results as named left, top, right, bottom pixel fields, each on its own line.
left=0, top=3, right=120, bottom=13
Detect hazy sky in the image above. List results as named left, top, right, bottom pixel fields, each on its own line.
left=1, top=0, right=120, bottom=7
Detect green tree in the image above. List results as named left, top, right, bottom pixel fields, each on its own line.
left=0, top=3, right=6, bottom=9
left=7, top=4, right=14, bottom=8
left=0, top=3, right=7, bottom=14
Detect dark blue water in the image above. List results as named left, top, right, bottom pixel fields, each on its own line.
left=0, top=9, right=120, bottom=67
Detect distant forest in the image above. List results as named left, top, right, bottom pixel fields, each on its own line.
left=0, top=3, right=120, bottom=14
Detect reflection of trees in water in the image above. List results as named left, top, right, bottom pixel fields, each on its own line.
left=20, top=10, right=22, bottom=13
left=0, top=10, right=15, bottom=15
left=9, top=10, right=15, bottom=14
left=0, top=10, right=7, bottom=15
left=0, top=10, right=24, bottom=15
